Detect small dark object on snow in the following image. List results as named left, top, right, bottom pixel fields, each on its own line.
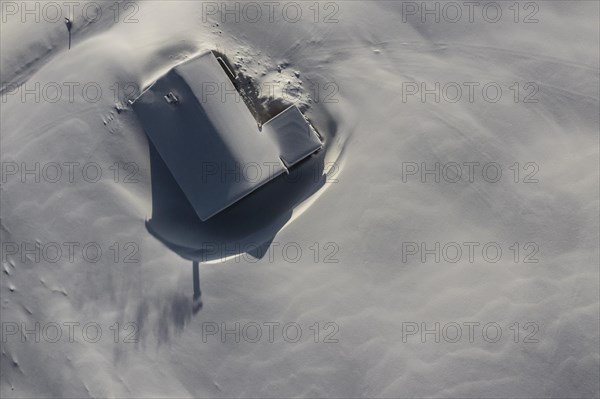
left=65, top=18, right=72, bottom=49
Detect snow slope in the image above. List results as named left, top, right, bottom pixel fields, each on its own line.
left=1, top=1, right=599, bottom=397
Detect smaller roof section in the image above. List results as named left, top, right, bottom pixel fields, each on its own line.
left=133, top=51, right=322, bottom=221
left=262, top=105, right=323, bottom=168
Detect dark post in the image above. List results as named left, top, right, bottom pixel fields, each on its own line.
left=192, top=261, right=202, bottom=313
left=192, top=261, right=201, bottom=300
left=65, top=18, right=72, bottom=49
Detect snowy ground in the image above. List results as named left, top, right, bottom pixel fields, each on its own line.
left=1, top=1, right=599, bottom=398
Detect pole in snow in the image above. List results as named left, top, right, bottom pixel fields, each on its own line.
left=65, top=18, right=72, bottom=50
left=192, top=261, right=202, bottom=312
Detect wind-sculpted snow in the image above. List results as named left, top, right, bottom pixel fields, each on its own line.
left=0, top=1, right=598, bottom=398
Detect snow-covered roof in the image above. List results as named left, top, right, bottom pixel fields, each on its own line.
left=132, top=51, right=322, bottom=221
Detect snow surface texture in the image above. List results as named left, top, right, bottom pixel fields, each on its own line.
left=1, top=1, right=599, bottom=398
